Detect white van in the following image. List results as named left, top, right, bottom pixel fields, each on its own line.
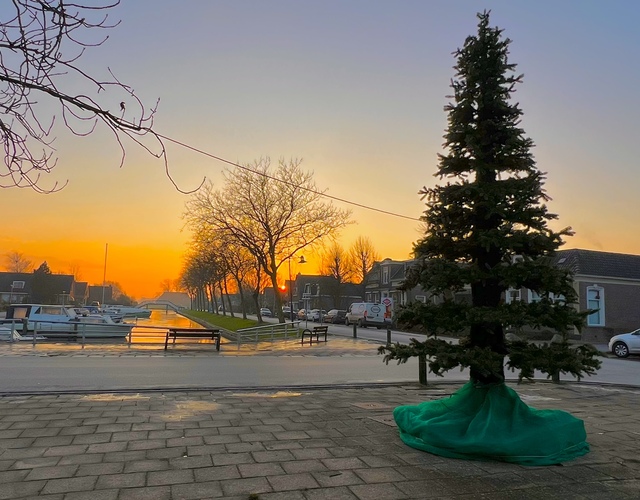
left=345, top=302, right=391, bottom=328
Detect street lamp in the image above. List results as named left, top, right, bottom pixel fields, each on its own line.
left=288, top=255, right=306, bottom=321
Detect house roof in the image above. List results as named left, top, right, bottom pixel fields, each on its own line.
left=554, top=249, right=640, bottom=281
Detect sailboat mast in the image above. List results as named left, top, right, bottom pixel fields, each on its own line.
left=101, top=243, right=108, bottom=306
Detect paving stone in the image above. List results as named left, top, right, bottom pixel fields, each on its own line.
left=0, top=446, right=47, bottom=460
left=220, top=476, right=272, bottom=496
left=75, top=462, right=124, bottom=476
left=281, top=459, right=329, bottom=474
left=24, top=464, right=78, bottom=480
left=146, top=446, right=188, bottom=459
left=291, top=448, right=333, bottom=460
left=171, top=481, right=224, bottom=499
left=348, top=482, right=408, bottom=500
left=312, top=470, right=365, bottom=488
left=117, top=486, right=171, bottom=500
left=58, top=453, right=104, bottom=465
left=207, top=452, right=254, bottom=466
left=353, top=467, right=407, bottom=483
left=252, top=450, right=296, bottom=463
left=127, top=438, right=166, bottom=450
left=102, top=450, right=147, bottom=462
left=32, top=436, right=75, bottom=447
left=238, top=462, right=286, bottom=478
left=41, top=475, right=97, bottom=495
left=260, top=491, right=307, bottom=500
left=123, top=459, right=169, bottom=473
left=0, top=480, right=46, bottom=499
left=72, top=433, right=112, bottom=445
left=0, top=469, right=29, bottom=482
left=95, top=471, right=146, bottom=489
left=111, top=430, right=149, bottom=442
left=194, top=465, right=241, bottom=482
left=147, top=468, right=194, bottom=486
left=322, top=457, right=367, bottom=470
left=11, top=456, right=60, bottom=469
left=304, top=486, right=359, bottom=499
left=169, top=454, right=213, bottom=469
left=224, top=441, right=265, bottom=453
left=42, top=444, right=88, bottom=457
left=64, top=489, right=119, bottom=500
left=267, top=472, right=320, bottom=491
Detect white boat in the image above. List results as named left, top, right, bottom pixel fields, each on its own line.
left=74, top=306, right=125, bottom=323
left=5, top=304, right=134, bottom=338
left=102, top=305, right=152, bottom=319
left=0, top=326, right=45, bottom=342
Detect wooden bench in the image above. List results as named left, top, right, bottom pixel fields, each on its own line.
left=301, top=325, right=329, bottom=345
left=165, top=328, right=221, bottom=350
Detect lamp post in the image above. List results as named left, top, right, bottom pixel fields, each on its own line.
left=288, top=255, right=306, bottom=321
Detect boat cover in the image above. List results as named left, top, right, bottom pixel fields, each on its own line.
left=393, top=381, right=589, bottom=466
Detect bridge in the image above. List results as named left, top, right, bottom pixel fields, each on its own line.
left=136, top=299, right=184, bottom=312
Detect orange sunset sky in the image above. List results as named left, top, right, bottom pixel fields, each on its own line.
left=2, top=1, right=639, bottom=299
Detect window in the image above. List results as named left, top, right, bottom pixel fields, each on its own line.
left=586, top=286, right=604, bottom=326
left=528, top=290, right=565, bottom=304
left=415, top=295, right=427, bottom=303
left=506, top=288, right=521, bottom=304
left=382, top=267, right=389, bottom=284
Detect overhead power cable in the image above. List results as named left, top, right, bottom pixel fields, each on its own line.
left=157, top=133, right=421, bottom=222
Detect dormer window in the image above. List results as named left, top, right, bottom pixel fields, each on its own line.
left=382, top=267, right=389, bottom=284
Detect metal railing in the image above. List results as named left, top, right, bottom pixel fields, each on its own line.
left=234, top=321, right=301, bottom=350
left=0, top=319, right=223, bottom=348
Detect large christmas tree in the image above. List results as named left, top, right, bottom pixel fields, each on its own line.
left=382, top=12, right=599, bottom=465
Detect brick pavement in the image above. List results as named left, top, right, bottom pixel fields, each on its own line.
left=0, top=381, right=639, bottom=499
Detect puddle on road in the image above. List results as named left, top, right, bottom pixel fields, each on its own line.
left=81, top=394, right=150, bottom=402
left=232, top=391, right=306, bottom=398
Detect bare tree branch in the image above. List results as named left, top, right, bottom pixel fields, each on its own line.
left=0, top=0, right=198, bottom=193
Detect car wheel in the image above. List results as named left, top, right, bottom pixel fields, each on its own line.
left=357, top=319, right=365, bottom=328
left=345, top=319, right=349, bottom=326
left=612, top=341, right=630, bottom=358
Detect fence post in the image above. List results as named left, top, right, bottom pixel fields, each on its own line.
left=10, top=320, right=15, bottom=343
left=33, top=322, right=37, bottom=347
left=81, top=322, right=86, bottom=347
left=418, top=354, right=428, bottom=385
left=352, top=323, right=357, bottom=338
left=386, top=326, right=391, bottom=347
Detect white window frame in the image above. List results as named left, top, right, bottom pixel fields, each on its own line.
left=382, top=267, right=389, bottom=284
left=527, top=290, right=565, bottom=304
left=586, top=286, right=605, bottom=327
left=506, top=288, right=521, bottom=304
left=414, top=295, right=427, bottom=303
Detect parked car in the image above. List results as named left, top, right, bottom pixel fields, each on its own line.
left=259, top=307, right=272, bottom=317
left=307, top=309, right=327, bottom=322
left=609, top=328, right=640, bottom=358
left=324, top=309, right=347, bottom=323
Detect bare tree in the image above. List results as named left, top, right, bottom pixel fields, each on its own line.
left=68, top=261, right=83, bottom=281
left=4, top=251, right=32, bottom=272
left=319, top=242, right=354, bottom=307
left=185, top=157, right=352, bottom=322
left=348, top=236, right=380, bottom=284
left=0, top=1, right=175, bottom=192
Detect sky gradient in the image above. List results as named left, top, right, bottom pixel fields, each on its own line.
left=1, top=1, right=639, bottom=299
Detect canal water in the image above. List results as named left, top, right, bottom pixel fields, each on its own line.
left=130, top=308, right=204, bottom=343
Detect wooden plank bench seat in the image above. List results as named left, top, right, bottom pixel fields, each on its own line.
left=165, top=328, right=221, bottom=350
left=301, top=325, right=329, bottom=345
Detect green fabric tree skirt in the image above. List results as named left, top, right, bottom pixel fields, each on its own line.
left=394, top=381, right=589, bottom=466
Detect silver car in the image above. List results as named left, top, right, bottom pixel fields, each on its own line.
left=609, top=329, right=640, bottom=358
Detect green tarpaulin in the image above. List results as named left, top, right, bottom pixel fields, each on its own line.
left=394, top=382, right=589, bottom=466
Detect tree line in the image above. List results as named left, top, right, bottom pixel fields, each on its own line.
left=181, top=157, right=381, bottom=322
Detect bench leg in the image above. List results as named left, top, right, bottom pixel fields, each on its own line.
left=215, top=335, right=220, bottom=351
left=164, top=333, right=169, bottom=350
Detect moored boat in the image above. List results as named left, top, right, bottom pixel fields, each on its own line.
left=4, top=304, right=134, bottom=338
left=102, top=305, right=152, bottom=319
